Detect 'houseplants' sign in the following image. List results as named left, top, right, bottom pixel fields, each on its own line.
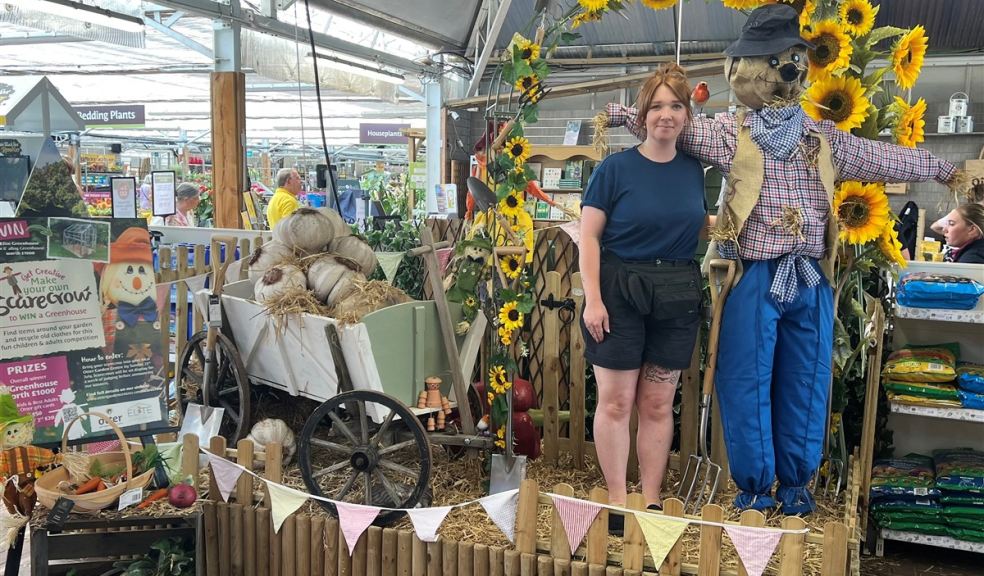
left=0, top=217, right=170, bottom=445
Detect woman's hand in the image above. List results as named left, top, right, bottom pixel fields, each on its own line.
left=583, top=300, right=610, bottom=343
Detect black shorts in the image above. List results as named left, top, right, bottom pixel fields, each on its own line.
left=581, top=257, right=702, bottom=371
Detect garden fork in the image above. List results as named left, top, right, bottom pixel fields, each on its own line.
left=678, top=259, right=736, bottom=514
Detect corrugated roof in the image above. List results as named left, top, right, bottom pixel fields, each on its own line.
left=874, top=0, right=984, bottom=51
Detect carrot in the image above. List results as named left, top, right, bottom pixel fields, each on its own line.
left=137, top=488, right=169, bottom=509
left=75, top=477, right=104, bottom=495
left=94, top=481, right=107, bottom=492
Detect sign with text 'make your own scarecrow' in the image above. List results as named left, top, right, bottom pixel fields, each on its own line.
left=0, top=217, right=170, bottom=445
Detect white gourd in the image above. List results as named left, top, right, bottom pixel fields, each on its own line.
left=328, top=235, right=377, bottom=276
left=254, top=264, right=306, bottom=304
left=325, top=269, right=366, bottom=307
left=246, top=240, right=293, bottom=284
left=317, top=207, right=351, bottom=239
left=273, top=207, right=335, bottom=255
left=246, top=418, right=296, bottom=463
left=306, top=255, right=355, bottom=302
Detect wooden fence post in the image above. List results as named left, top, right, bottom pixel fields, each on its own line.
left=209, top=436, right=227, bottom=501
left=659, top=499, right=684, bottom=576
left=542, top=271, right=562, bottom=465
left=550, top=483, right=575, bottom=561
left=696, top=504, right=724, bottom=576
left=585, top=488, right=609, bottom=567
left=778, top=516, right=806, bottom=576
left=237, top=438, right=255, bottom=504
left=515, top=479, right=540, bottom=555
left=736, top=510, right=766, bottom=576
left=821, top=522, right=849, bottom=576
left=569, top=272, right=586, bottom=470
left=622, top=494, right=646, bottom=572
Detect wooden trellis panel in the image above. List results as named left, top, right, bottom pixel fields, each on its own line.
left=527, top=227, right=579, bottom=411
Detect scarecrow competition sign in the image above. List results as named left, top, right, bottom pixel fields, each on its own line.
left=0, top=217, right=169, bottom=445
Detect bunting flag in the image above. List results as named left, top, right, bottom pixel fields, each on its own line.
left=375, top=252, right=405, bottom=284
left=550, top=496, right=602, bottom=556
left=478, top=489, right=519, bottom=543
left=335, top=501, right=381, bottom=555
left=266, top=481, right=309, bottom=534
left=724, top=525, right=783, bottom=576
left=207, top=452, right=244, bottom=502
left=184, top=273, right=208, bottom=294
left=559, top=220, right=580, bottom=247
left=634, top=513, right=688, bottom=569
left=436, top=247, right=454, bottom=274
left=406, top=505, right=454, bottom=542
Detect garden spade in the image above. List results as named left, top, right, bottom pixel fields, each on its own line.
left=490, top=385, right=527, bottom=494
left=678, top=259, right=736, bottom=513
left=201, top=236, right=237, bottom=411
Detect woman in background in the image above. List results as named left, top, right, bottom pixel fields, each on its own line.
left=942, top=203, right=984, bottom=264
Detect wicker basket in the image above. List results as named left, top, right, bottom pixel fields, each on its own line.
left=36, top=412, right=155, bottom=513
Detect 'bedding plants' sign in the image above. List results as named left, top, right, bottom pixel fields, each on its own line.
left=0, top=218, right=170, bottom=445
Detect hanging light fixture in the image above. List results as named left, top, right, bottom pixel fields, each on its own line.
left=307, top=52, right=406, bottom=85
left=1, top=0, right=145, bottom=47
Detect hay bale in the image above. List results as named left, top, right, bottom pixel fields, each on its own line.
left=328, top=279, right=412, bottom=324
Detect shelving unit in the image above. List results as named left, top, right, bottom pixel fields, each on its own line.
left=527, top=145, right=601, bottom=225
left=870, top=260, right=984, bottom=555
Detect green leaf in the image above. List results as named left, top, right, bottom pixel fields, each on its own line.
left=495, top=182, right=512, bottom=201
left=513, top=60, right=534, bottom=79
left=531, top=59, right=550, bottom=79
left=866, top=26, right=907, bottom=48
left=491, top=394, right=509, bottom=429
left=501, top=61, right=516, bottom=84
left=560, top=31, right=580, bottom=44
left=862, top=67, right=890, bottom=90
left=496, top=153, right=515, bottom=173
left=515, top=292, right=535, bottom=314
left=498, top=288, right=518, bottom=302
left=521, top=105, right=539, bottom=125
left=523, top=165, right=536, bottom=181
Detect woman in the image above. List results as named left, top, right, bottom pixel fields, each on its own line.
left=942, top=203, right=984, bottom=264
left=580, top=64, right=708, bottom=531
left=164, top=183, right=202, bottom=227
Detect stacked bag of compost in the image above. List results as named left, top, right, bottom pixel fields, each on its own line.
left=882, top=343, right=961, bottom=409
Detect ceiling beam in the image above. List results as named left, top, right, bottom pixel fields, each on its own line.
left=143, top=12, right=214, bottom=59
left=467, top=0, right=511, bottom=98
left=307, top=0, right=461, bottom=50
left=448, top=60, right=723, bottom=109
left=0, top=34, right=86, bottom=46
left=148, top=0, right=433, bottom=75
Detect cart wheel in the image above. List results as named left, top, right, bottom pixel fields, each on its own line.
left=299, top=390, right=432, bottom=526
left=177, top=330, right=251, bottom=443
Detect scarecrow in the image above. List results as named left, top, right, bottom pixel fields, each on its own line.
left=444, top=236, right=493, bottom=331
left=599, top=4, right=966, bottom=514
left=99, top=227, right=161, bottom=367
left=0, top=387, right=59, bottom=526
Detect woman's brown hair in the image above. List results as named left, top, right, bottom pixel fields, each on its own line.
left=634, top=63, right=693, bottom=130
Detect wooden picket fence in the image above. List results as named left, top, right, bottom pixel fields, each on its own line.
left=184, top=434, right=853, bottom=576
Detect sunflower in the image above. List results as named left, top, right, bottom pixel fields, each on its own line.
left=495, top=425, right=506, bottom=449
left=514, top=74, right=540, bottom=96
left=833, top=181, right=890, bottom=245
left=804, top=20, right=853, bottom=81
left=517, top=38, right=540, bottom=63
left=498, top=325, right=514, bottom=346
left=504, top=136, right=531, bottom=166
left=498, top=190, right=525, bottom=218
left=499, top=254, right=523, bottom=280
left=798, top=0, right=817, bottom=31
left=640, top=0, right=677, bottom=9
left=489, top=365, right=510, bottom=394
left=498, top=301, right=524, bottom=332
left=802, top=75, right=870, bottom=132
left=839, top=0, right=875, bottom=37
left=577, top=0, right=608, bottom=11
left=892, top=26, right=928, bottom=90
left=878, top=222, right=907, bottom=268
left=893, top=96, right=926, bottom=148
left=487, top=392, right=495, bottom=407
left=463, top=295, right=478, bottom=309
left=722, top=0, right=765, bottom=9
left=571, top=10, right=603, bottom=29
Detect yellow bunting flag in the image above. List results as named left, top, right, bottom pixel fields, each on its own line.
left=634, top=513, right=688, bottom=569
left=266, top=481, right=309, bottom=533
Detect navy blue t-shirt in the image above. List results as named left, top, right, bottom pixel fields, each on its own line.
left=582, top=147, right=705, bottom=261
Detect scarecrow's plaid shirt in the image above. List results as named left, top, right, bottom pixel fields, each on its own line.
left=605, top=103, right=958, bottom=262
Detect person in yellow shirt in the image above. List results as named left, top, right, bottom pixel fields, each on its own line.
left=267, top=168, right=302, bottom=228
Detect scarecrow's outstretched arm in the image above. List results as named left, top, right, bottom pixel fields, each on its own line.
left=825, top=123, right=960, bottom=188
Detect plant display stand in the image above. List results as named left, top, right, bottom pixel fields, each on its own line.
left=30, top=513, right=201, bottom=576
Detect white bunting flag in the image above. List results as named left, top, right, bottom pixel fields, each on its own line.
left=550, top=496, right=603, bottom=555
left=184, top=273, right=208, bottom=295
left=724, top=525, right=783, bottom=576
left=335, top=501, right=381, bottom=555
left=266, top=481, right=309, bottom=534
left=478, top=489, right=519, bottom=543
left=207, top=453, right=244, bottom=502
left=406, top=506, right=454, bottom=542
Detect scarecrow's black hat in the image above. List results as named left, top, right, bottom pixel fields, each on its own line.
left=724, top=4, right=815, bottom=58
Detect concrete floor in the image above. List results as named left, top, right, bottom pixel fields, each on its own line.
left=861, top=541, right=983, bottom=576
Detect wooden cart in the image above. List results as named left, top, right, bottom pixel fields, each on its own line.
left=176, top=228, right=489, bottom=525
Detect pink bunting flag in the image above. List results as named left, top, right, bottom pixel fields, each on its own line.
left=335, top=501, right=381, bottom=555
left=478, top=489, right=519, bottom=543
left=207, top=453, right=244, bottom=502
left=724, top=525, right=783, bottom=576
left=550, top=496, right=602, bottom=556
left=437, top=247, right=454, bottom=274
left=406, top=506, right=454, bottom=542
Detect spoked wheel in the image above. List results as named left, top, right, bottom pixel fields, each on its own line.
left=177, top=330, right=251, bottom=443
left=298, top=390, right=431, bottom=526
